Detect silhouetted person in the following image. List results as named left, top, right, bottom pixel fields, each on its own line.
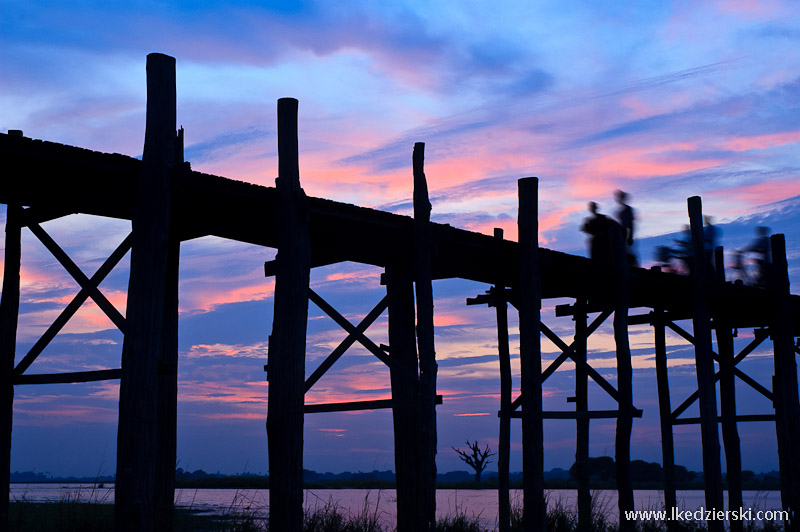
left=746, top=226, right=771, bottom=287
left=703, top=215, right=719, bottom=273
left=732, top=249, right=751, bottom=285
left=614, top=190, right=637, bottom=266
left=581, top=202, right=620, bottom=266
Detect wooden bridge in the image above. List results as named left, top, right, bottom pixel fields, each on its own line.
left=1, top=53, right=799, bottom=532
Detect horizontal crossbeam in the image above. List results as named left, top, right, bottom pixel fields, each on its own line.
left=14, top=368, right=121, bottom=385
left=305, top=395, right=443, bottom=414
left=671, top=414, right=776, bottom=426
left=505, top=409, right=643, bottom=420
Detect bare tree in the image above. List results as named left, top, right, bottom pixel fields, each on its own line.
left=451, top=440, right=496, bottom=482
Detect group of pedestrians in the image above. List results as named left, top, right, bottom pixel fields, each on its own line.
left=580, top=190, right=637, bottom=267
left=579, top=191, right=771, bottom=287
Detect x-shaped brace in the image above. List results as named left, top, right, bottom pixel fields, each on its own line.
left=14, top=221, right=131, bottom=375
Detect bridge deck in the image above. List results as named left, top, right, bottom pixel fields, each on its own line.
left=2, top=132, right=797, bottom=331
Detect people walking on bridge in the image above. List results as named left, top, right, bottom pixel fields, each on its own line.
left=581, top=201, right=622, bottom=266
left=745, top=226, right=771, bottom=287
left=614, top=190, right=637, bottom=266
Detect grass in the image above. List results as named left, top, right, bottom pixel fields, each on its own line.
left=7, top=493, right=789, bottom=532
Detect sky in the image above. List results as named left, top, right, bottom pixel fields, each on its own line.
left=2, top=0, right=800, bottom=478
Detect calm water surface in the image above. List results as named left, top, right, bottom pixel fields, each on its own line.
left=10, top=484, right=783, bottom=529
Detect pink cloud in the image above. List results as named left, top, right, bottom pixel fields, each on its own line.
left=717, top=131, right=800, bottom=152
left=708, top=179, right=800, bottom=206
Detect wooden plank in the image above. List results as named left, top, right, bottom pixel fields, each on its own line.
left=770, top=234, right=800, bottom=532
left=386, top=265, right=420, bottom=532
left=0, top=204, right=21, bottom=530
left=413, top=142, right=437, bottom=530
left=13, top=232, right=131, bottom=375
left=573, top=299, right=591, bottom=532
left=304, top=395, right=442, bottom=414
left=494, top=230, right=512, bottom=532
left=517, top=177, right=545, bottom=532
left=672, top=414, right=775, bottom=426
left=714, top=247, right=743, bottom=532
left=14, top=368, right=121, bottom=384
left=266, top=97, right=310, bottom=532
left=304, top=296, right=388, bottom=392
left=687, top=196, right=724, bottom=532
left=653, top=304, right=678, bottom=521
left=115, top=53, right=180, bottom=532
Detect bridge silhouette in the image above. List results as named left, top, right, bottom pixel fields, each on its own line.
left=1, top=53, right=798, bottom=532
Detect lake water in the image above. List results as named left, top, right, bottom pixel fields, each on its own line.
left=9, top=484, right=784, bottom=529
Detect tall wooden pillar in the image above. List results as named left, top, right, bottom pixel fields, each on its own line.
left=0, top=204, right=21, bottom=530
left=714, top=247, right=743, bottom=532
left=574, top=299, right=591, bottom=532
left=386, top=266, right=421, bottom=532
left=770, top=234, right=800, bottom=532
left=267, top=97, right=310, bottom=532
left=412, top=142, right=437, bottom=530
left=115, top=53, right=181, bottom=532
left=653, top=304, right=677, bottom=519
left=494, top=229, right=512, bottom=532
left=518, top=177, right=545, bottom=532
left=687, top=197, right=724, bottom=532
left=612, top=221, right=634, bottom=532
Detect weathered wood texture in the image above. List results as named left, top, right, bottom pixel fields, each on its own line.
left=0, top=204, right=21, bottom=530
left=386, top=266, right=421, bottom=532
left=114, top=53, right=181, bottom=532
left=770, top=234, right=800, bottom=532
left=714, top=246, right=743, bottom=532
left=574, top=300, right=591, bottom=532
left=413, top=142, right=438, bottom=530
left=266, top=98, right=310, bottom=532
left=518, top=177, right=545, bottom=532
left=687, top=197, right=724, bottom=532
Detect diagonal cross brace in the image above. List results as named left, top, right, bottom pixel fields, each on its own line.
left=510, top=310, right=619, bottom=411
left=305, top=295, right=388, bottom=392
left=541, top=310, right=613, bottom=381
left=14, top=230, right=132, bottom=375
left=666, top=322, right=773, bottom=410
left=308, top=289, right=405, bottom=376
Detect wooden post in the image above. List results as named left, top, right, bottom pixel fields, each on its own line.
left=714, top=246, right=743, bottom=532
left=611, top=220, right=634, bottom=532
left=495, top=229, right=512, bottom=532
left=386, top=265, right=421, bottom=532
left=518, top=177, right=545, bottom=532
left=653, top=303, right=678, bottom=520
left=413, top=142, right=437, bottom=530
left=574, top=298, right=591, bottom=532
left=267, top=97, right=310, bottom=532
left=770, top=234, right=800, bottom=532
left=115, top=53, right=180, bottom=532
left=687, top=196, right=724, bottom=532
left=0, top=204, right=21, bottom=530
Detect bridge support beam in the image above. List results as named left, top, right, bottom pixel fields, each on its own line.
left=770, top=234, right=800, bottom=532
left=115, top=53, right=181, bottom=532
left=653, top=304, right=678, bottom=527
left=267, top=97, right=310, bottom=532
left=518, top=177, right=545, bottom=532
left=387, top=265, right=422, bottom=532
left=687, top=196, right=724, bottom=532
left=0, top=204, right=21, bottom=530
left=574, top=299, right=591, bottom=532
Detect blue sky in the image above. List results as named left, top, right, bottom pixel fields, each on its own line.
left=2, top=0, right=800, bottom=477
